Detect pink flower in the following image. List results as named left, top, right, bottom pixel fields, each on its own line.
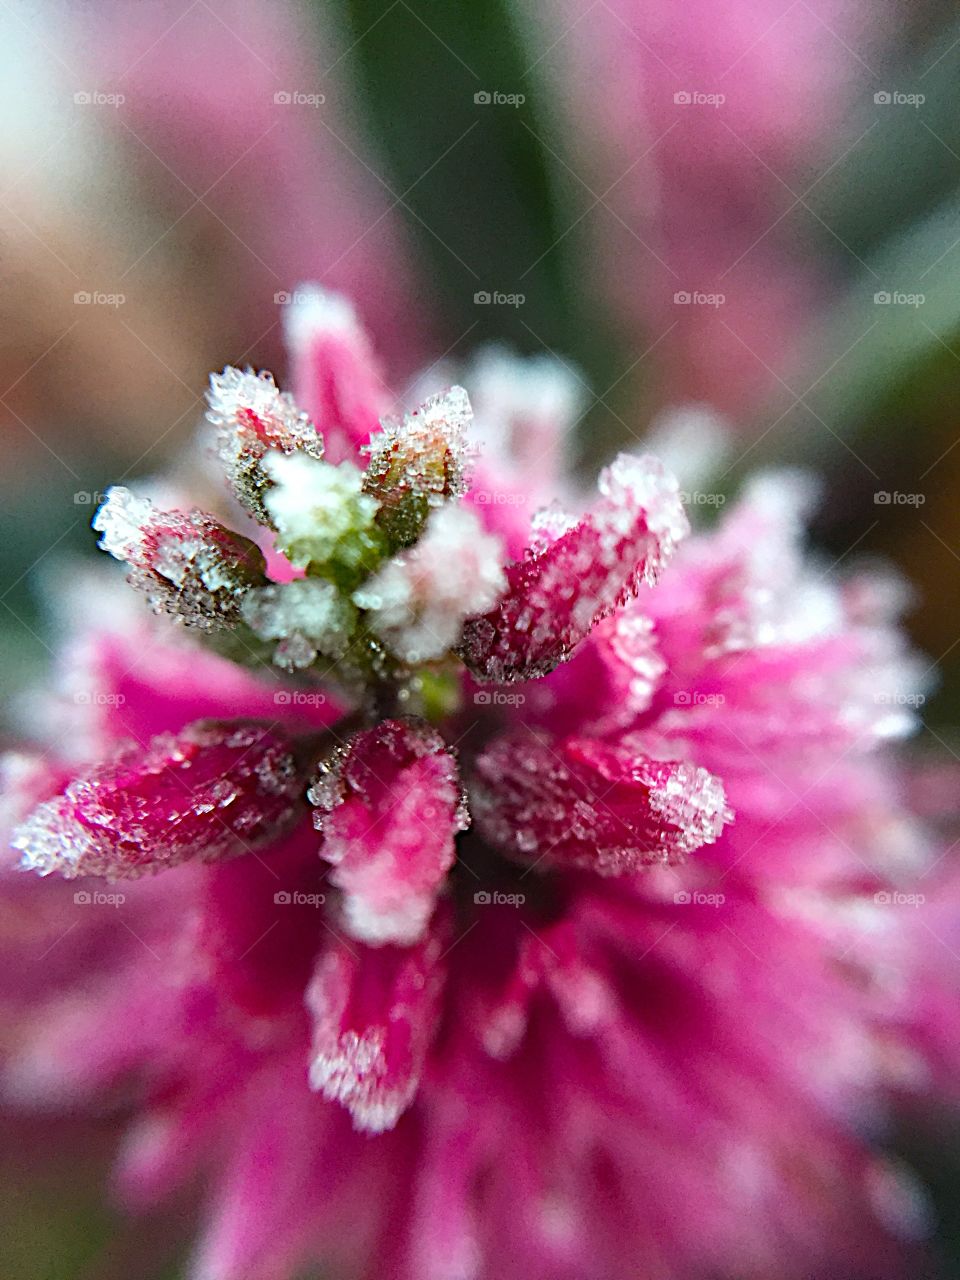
left=3, top=290, right=958, bottom=1280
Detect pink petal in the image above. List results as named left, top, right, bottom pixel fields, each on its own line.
left=14, top=721, right=305, bottom=880
left=460, top=453, right=688, bottom=682
left=305, top=917, right=449, bottom=1132
left=283, top=285, right=390, bottom=463
left=472, top=732, right=732, bottom=874
left=309, top=719, right=468, bottom=946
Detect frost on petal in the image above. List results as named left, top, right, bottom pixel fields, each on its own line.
left=305, top=922, right=448, bottom=1133
left=282, top=284, right=390, bottom=462
left=241, top=579, right=357, bottom=672
left=353, top=506, right=505, bottom=664
left=93, top=487, right=267, bottom=632
left=460, top=454, right=688, bottom=683
left=263, top=453, right=384, bottom=586
left=205, top=366, right=324, bottom=526
left=308, top=719, right=468, bottom=945
left=362, top=386, right=475, bottom=550
left=472, top=732, right=732, bottom=874
left=13, top=721, right=305, bottom=880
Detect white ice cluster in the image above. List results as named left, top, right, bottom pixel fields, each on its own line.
left=353, top=506, right=505, bottom=664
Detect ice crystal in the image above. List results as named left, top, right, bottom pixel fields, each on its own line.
left=352, top=506, right=505, bottom=665
left=93, top=487, right=266, bottom=632
left=206, top=366, right=324, bottom=525
left=264, top=453, right=384, bottom=587
left=241, top=579, right=357, bottom=671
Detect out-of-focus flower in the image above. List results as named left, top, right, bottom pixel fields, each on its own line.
left=535, top=0, right=878, bottom=416
left=2, top=287, right=958, bottom=1280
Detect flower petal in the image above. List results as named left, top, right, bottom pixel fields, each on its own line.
left=282, top=284, right=390, bottom=463
left=460, top=453, right=688, bottom=682
left=14, top=721, right=305, bottom=880
left=472, top=732, right=732, bottom=874
left=309, top=719, right=468, bottom=945
left=305, top=916, right=449, bottom=1132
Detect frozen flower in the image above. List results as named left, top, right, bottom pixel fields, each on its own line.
left=206, top=366, right=325, bottom=526
left=93, top=486, right=267, bottom=632
left=3, top=289, right=959, bottom=1280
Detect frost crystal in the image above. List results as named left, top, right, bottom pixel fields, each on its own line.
left=206, top=366, right=324, bottom=525
left=263, top=453, right=384, bottom=586
left=241, top=579, right=357, bottom=671
left=353, top=506, right=505, bottom=664
left=13, top=722, right=304, bottom=880
left=363, top=386, right=475, bottom=549
left=309, top=719, right=468, bottom=946
left=460, top=453, right=688, bottom=682
left=93, top=487, right=266, bottom=631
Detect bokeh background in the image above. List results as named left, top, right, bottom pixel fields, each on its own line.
left=1, top=0, right=959, bottom=1275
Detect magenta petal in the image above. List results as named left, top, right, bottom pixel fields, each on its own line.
left=309, top=718, right=468, bottom=945
left=460, top=453, right=688, bottom=682
left=283, top=286, right=390, bottom=463
left=305, top=918, right=449, bottom=1132
left=473, top=732, right=732, bottom=874
left=14, top=721, right=305, bottom=880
